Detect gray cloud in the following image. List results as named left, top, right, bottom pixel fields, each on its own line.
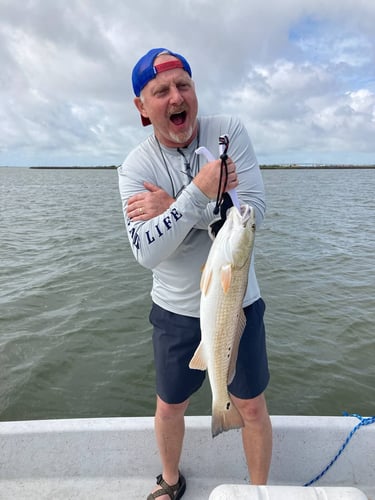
left=0, top=0, right=374, bottom=166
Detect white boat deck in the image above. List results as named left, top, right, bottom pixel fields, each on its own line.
left=0, top=415, right=374, bottom=499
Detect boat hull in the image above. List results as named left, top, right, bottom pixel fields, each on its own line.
left=0, top=415, right=374, bottom=499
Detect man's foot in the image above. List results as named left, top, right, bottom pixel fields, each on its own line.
left=147, top=472, right=186, bottom=499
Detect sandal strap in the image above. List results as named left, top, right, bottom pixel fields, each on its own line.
left=147, top=473, right=182, bottom=500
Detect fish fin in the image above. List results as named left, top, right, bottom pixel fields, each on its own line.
left=189, top=341, right=207, bottom=371
left=211, top=396, right=244, bottom=438
left=220, top=264, right=232, bottom=293
left=200, top=267, right=213, bottom=296
left=227, top=309, right=246, bottom=384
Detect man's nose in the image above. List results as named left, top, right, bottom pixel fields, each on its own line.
left=169, top=86, right=184, bottom=105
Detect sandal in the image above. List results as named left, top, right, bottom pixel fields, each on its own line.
left=147, top=472, right=186, bottom=499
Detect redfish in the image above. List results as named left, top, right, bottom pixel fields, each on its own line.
left=189, top=204, right=256, bottom=437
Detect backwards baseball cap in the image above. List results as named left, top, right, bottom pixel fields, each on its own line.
left=132, top=47, right=192, bottom=126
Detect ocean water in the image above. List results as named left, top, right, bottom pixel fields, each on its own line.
left=0, top=166, right=374, bottom=421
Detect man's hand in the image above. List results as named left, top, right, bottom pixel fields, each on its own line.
left=193, top=156, right=238, bottom=199
left=127, top=181, right=175, bottom=221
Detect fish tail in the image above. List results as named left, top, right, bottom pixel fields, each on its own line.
left=211, top=397, right=244, bottom=438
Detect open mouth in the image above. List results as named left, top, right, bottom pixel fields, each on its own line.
left=170, top=111, right=187, bottom=126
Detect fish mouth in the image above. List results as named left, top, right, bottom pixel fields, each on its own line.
left=239, top=204, right=253, bottom=224
left=231, top=204, right=254, bottom=229
left=241, top=205, right=251, bottom=217
left=170, top=110, right=187, bottom=126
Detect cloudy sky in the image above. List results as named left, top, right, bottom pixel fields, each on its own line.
left=1, top=0, right=374, bottom=166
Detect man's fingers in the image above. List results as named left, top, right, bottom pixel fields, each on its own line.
left=143, top=181, right=161, bottom=192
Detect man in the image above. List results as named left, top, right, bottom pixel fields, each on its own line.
left=118, top=48, right=272, bottom=500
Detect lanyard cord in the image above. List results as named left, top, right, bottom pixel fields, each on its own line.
left=213, top=135, right=230, bottom=215
left=155, top=125, right=200, bottom=198
left=177, top=124, right=200, bottom=181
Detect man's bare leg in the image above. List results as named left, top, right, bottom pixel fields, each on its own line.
left=150, top=396, right=189, bottom=498
left=231, top=392, right=272, bottom=484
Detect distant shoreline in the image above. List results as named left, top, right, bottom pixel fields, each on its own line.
left=26, top=164, right=375, bottom=170
left=28, top=166, right=119, bottom=170
left=260, top=164, right=375, bottom=169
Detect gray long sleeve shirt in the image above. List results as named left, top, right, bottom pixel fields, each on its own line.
left=118, top=115, right=265, bottom=317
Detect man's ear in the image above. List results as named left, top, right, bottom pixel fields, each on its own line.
left=134, top=97, right=149, bottom=120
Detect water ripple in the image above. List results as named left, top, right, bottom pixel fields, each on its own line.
left=0, top=167, right=374, bottom=420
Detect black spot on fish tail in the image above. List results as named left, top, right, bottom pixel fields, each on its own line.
left=211, top=399, right=244, bottom=438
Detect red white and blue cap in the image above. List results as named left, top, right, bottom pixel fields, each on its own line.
left=132, top=48, right=192, bottom=126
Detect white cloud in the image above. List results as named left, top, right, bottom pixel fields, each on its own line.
left=348, top=89, right=375, bottom=115
left=0, top=0, right=374, bottom=165
left=222, top=57, right=375, bottom=163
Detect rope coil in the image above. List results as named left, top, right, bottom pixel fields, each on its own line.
left=303, top=412, right=375, bottom=487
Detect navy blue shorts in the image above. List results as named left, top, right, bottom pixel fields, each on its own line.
left=149, top=298, right=270, bottom=404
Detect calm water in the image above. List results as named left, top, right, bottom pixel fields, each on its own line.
left=0, top=167, right=374, bottom=421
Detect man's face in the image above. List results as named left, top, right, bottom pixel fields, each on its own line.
left=134, top=54, right=198, bottom=147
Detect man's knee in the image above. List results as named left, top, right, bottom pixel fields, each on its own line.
left=156, top=396, right=189, bottom=420
left=231, top=393, right=269, bottom=424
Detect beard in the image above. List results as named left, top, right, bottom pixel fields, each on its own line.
left=169, top=126, right=194, bottom=145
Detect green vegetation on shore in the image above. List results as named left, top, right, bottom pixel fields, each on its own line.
left=29, top=165, right=119, bottom=170
left=28, top=164, right=375, bottom=170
